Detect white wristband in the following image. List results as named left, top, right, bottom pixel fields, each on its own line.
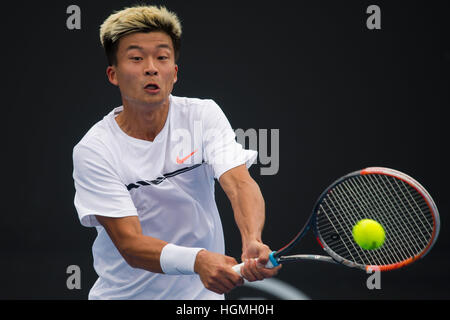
left=160, top=243, right=205, bottom=275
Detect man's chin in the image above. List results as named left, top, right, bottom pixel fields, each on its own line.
left=143, top=94, right=169, bottom=107
left=124, top=94, right=169, bottom=109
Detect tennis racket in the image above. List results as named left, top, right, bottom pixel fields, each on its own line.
left=232, top=167, right=440, bottom=274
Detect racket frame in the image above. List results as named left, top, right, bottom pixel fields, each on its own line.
left=272, top=167, right=440, bottom=272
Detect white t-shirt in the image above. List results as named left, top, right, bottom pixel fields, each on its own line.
left=72, top=95, right=257, bottom=300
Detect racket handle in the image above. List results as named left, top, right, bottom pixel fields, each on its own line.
left=232, top=251, right=279, bottom=276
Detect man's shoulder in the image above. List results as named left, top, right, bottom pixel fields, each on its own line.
left=171, top=95, right=219, bottom=112
left=170, top=96, right=224, bottom=124
left=73, top=114, right=113, bottom=158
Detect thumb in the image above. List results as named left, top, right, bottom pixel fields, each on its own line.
left=256, top=252, right=270, bottom=267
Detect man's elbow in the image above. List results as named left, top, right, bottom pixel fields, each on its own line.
left=227, top=177, right=254, bottom=200
left=123, top=252, right=140, bottom=268
left=220, top=166, right=263, bottom=202
left=117, top=239, right=140, bottom=268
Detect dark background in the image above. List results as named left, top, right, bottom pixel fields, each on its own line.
left=0, top=0, right=448, bottom=299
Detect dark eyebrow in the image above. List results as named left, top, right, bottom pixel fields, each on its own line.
left=126, top=45, right=144, bottom=52
left=156, top=44, right=172, bottom=50
left=125, top=44, right=172, bottom=52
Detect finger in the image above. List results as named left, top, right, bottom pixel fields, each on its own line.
left=242, top=259, right=265, bottom=281
left=256, top=251, right=271, bottom=266
left=226, top=271, right=244, bottom=288
left=226, top=267, right=245, bottom=285
left=212, top=279, right=234, bottom=295
left=245, top=258, right=282, bottom=281
left=223, top=268, right=245, bottom=291
left=257, top=264, right=283, bottom=279
left=205, top=273, right=236, bottom=295
left=219, top=277, right=236, bottom=293
left=240, top=259, right=256, bottom=281
left=225, top=257, right=245, bottom=286
left=205, top=281, right=227, bottom=295
left=251, top=260, right=266, bottom=281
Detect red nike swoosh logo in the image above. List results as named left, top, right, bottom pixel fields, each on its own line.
left=176, top=149, right=198, bottom=164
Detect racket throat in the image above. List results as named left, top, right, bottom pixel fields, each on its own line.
left=278, top=254, right=338, bottom=264
left=268, top=251, right=280, bottom=267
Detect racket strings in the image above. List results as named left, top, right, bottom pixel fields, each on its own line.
left=316, top=174, right=434, bottom=268
left=346, top=177, right=417, bottom=264
left=347, top=177, right=415, bottom=263
left=366, top=176, right=429, bottom=257
left=359, top=175, right=431, bottom=261
left=321, top=190, right=396, bottom=266
left=389, top=177, right=433, bottom=239
left=350, top=175, right=431, bottom=264
left=376, top=175, right=433, bottom=246
left=319, top=188, right=402, bottom=266
left=327, top=183, right=397, bottom=266
left=319, top=202, right=363, bottom=263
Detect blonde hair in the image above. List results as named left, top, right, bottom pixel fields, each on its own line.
left=99, top=5, right=182, bottom=65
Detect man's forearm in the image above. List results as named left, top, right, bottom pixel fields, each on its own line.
left=228, top=177, right=266, bottom=245
left=95, top=215, right=169, bottom=273
left=119, top=234, right=168, bottom=272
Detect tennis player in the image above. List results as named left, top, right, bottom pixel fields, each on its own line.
left=72, top=5, right=280, bottom=300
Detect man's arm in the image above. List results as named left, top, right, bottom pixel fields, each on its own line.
left=219, top=164, right=281, bottom=281
left=95, top=215, right=167, bottom=272
left=95, top=215, right=243, bottom=294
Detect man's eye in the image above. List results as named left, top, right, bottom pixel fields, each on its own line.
left=131, top=57, right=143, bottom=61
left=158, top=56, right=168, bottom=60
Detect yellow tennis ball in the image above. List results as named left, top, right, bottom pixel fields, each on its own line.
left=352, top=219, right=385, bottom=250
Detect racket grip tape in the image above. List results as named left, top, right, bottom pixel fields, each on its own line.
left=232, top=251, right=279, bottom=276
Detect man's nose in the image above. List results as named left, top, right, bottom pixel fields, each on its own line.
left=144, top=59, right=158, bottom=76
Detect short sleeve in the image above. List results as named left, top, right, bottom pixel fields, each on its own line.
left=202, top=100, right=258, bottom=179
left=72, top=140, right=138, bottom=227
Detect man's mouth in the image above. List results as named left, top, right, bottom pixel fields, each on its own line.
left=144, top=83, right=160, bottom=93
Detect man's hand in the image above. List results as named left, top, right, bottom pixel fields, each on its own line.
left=219, top=165, right=282, bottom=282
left=194, top=250, right=244, bottom=295
left=240, top=240, right=281, bottom=282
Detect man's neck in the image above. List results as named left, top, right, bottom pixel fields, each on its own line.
left=115, top=98, right=170, bottom=142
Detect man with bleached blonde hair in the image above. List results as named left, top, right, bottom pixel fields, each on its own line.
left=72, top=5, right=280, bottom=300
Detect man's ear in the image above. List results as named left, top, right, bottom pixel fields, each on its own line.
left=106, top=65, right=119, bottom=86
left=173, top=64, right=178, bottom=84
